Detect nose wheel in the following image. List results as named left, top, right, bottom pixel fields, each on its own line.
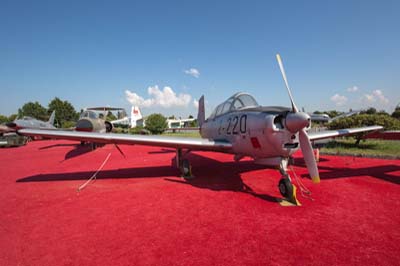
left=279, top=178, right=293, bottom=198
left=278, top=159, right=300, bottom=206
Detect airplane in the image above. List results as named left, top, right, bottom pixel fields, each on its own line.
left=0, top=110, right=56, bottom=135
left=110, top=106, right=143, bottom=128
left=77, top=107, right=126, bottom=133
left=18, top=54, right=383, bottom=205
left=310, top=110, right=361, bottom=123
left=167, top=117, right=196, bottom=129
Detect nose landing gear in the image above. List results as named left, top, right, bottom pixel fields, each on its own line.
left=278, top=159, right=300, bottom=206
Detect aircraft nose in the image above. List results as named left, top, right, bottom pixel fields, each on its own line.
left=6, top=122, right=17, bottom=128
left=75, top=119, right=94, bottom=132
left=285, top=112, right=310, bottom=133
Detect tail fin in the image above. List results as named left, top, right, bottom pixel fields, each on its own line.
left=131, top=106, right=143, bottom=128
left=197, top=95, right=205, bottom=127
left=48, top=110, right=56, bottom=125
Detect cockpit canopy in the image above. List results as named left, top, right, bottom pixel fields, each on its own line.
left=208, top=92, right=259, bottom=119
left=80, top=110, right=98, bottom=119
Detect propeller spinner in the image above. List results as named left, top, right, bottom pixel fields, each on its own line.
left=276, top=54, right=320, bottom=183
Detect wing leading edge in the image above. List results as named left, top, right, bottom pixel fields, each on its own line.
left=307, top=125, right=383, bottom=141
left=18, top=129, right=232, bottom=152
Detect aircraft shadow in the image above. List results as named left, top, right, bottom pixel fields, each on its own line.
left=16, top=165, right=179, bottom=183
left=317, top=164, right=400, bottom=184
left=294, top=158, right=400, bottom=185
left=39, top=143, right=78, bottom=150
left=38, top=143, right=94, bottom=160
left=148, top=148, right=176, bottom=154
left=64, top=145, right=93, bottom=160
left=16, top=152, right=279, bottom=203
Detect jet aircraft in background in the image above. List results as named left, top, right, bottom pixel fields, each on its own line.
left=0, top=110, right=56, bottom=135
left=19, top=55, right=382, bottom=205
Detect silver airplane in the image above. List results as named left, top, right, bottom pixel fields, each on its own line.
left=18, top=55, right=382, bottom=204
left=1, top=110, right=56, bottom=134
left=77, top=107, right=125, bottom=133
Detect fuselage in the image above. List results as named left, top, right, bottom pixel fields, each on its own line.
left=200, top=93, right=303, bottom=161
left=4, top=117, right=55, bottom=131
left=75, top=110, right=112, bottom=133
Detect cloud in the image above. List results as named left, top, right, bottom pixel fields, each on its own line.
left=193, top=99, right=199, bottom=108
left=330, top=93, right=348, bottom=106
left=347, top=86, right=359, bottom=92
left=184, top=68, right=200, bottom=78
left=125, top=86, right=192, bottom=108
left=362, top=89, right=389, bottom=105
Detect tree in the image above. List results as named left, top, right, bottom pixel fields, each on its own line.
left=8, top=114, right=17, bottom=122
left=106, top=111, right=117, bottom=121
left=48, top=97, right=79, bottom=127
left=328, top=114, right=400, bottom=131
left=392, top=107, right=400, bottom=119
left=18, top=102, right=48, bottom=121
left=145, top=113, right=167, bottom=134
left=188, top=119, right=198, bottom=127
left=0, top=115, right=9, bottom=124
left=362, top=107, right=377, bottom=115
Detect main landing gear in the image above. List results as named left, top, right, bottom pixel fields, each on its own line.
left=278, top=159, right=300, bottom=206
left=175, top=148, right=193, bottom=179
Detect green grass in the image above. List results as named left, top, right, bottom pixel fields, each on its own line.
left=162, top=131, right=201, bottom=138
left=320, top=137, right=400, bottom=158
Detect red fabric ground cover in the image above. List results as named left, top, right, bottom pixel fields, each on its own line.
left=0, top=140, right=399, bottom=266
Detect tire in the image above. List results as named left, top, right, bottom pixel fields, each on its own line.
left=181, top=159, right=192, bottom=178
left=279, top=178, right=293, bottom=198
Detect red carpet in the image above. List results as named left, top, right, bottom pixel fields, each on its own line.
left=0, top=140, right=399, bottom=266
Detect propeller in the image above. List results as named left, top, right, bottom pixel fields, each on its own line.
left=276, top=54, right=320, bottom=183
left=299, top=129, right=320, bottom=183
left=276, top=54, right=298, bottom=113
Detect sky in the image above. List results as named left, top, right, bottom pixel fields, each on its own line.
left=1, top=0, right=399, bottom=118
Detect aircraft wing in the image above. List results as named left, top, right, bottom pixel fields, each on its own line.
left=307, top=125, right=383, bottom=141
left=18, top=129, right=232, bottom=152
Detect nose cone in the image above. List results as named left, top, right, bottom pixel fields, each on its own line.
left=285, top=112, right=310, bottom=133
left=76, top=119, right=94, bottom=132
left=6, top=122, right=17, bottom=128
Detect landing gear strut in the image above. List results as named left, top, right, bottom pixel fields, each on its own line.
left=278, top=159, right=300, bottom=206
left=175, top=148, right=193, bottom=179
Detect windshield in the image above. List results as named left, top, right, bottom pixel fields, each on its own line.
left=80, top=110, right=98, bottom=119
left=208, top=92, right=259, bottom=119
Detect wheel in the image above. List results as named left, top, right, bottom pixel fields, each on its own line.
left=181, top=159, right=192, bottom=178
left=278, top=178, right=293, bottom=198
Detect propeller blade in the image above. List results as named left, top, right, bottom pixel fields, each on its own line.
left=299, top=129, right=320, bottom=183
left=276, top=54, right=298, bottom=113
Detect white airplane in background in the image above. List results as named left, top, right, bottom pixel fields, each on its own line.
left=19, top=54, right=382, bottom=205
left=110, top=106, right=143, bottom=128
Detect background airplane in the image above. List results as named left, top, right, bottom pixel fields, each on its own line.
left=0, top=110, right=56, bottom=134
left=110, top=106, right=143, bottom=128
left=76, top=107, right=126, bottom=133
left=18, top=55, right=383, bottom=205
